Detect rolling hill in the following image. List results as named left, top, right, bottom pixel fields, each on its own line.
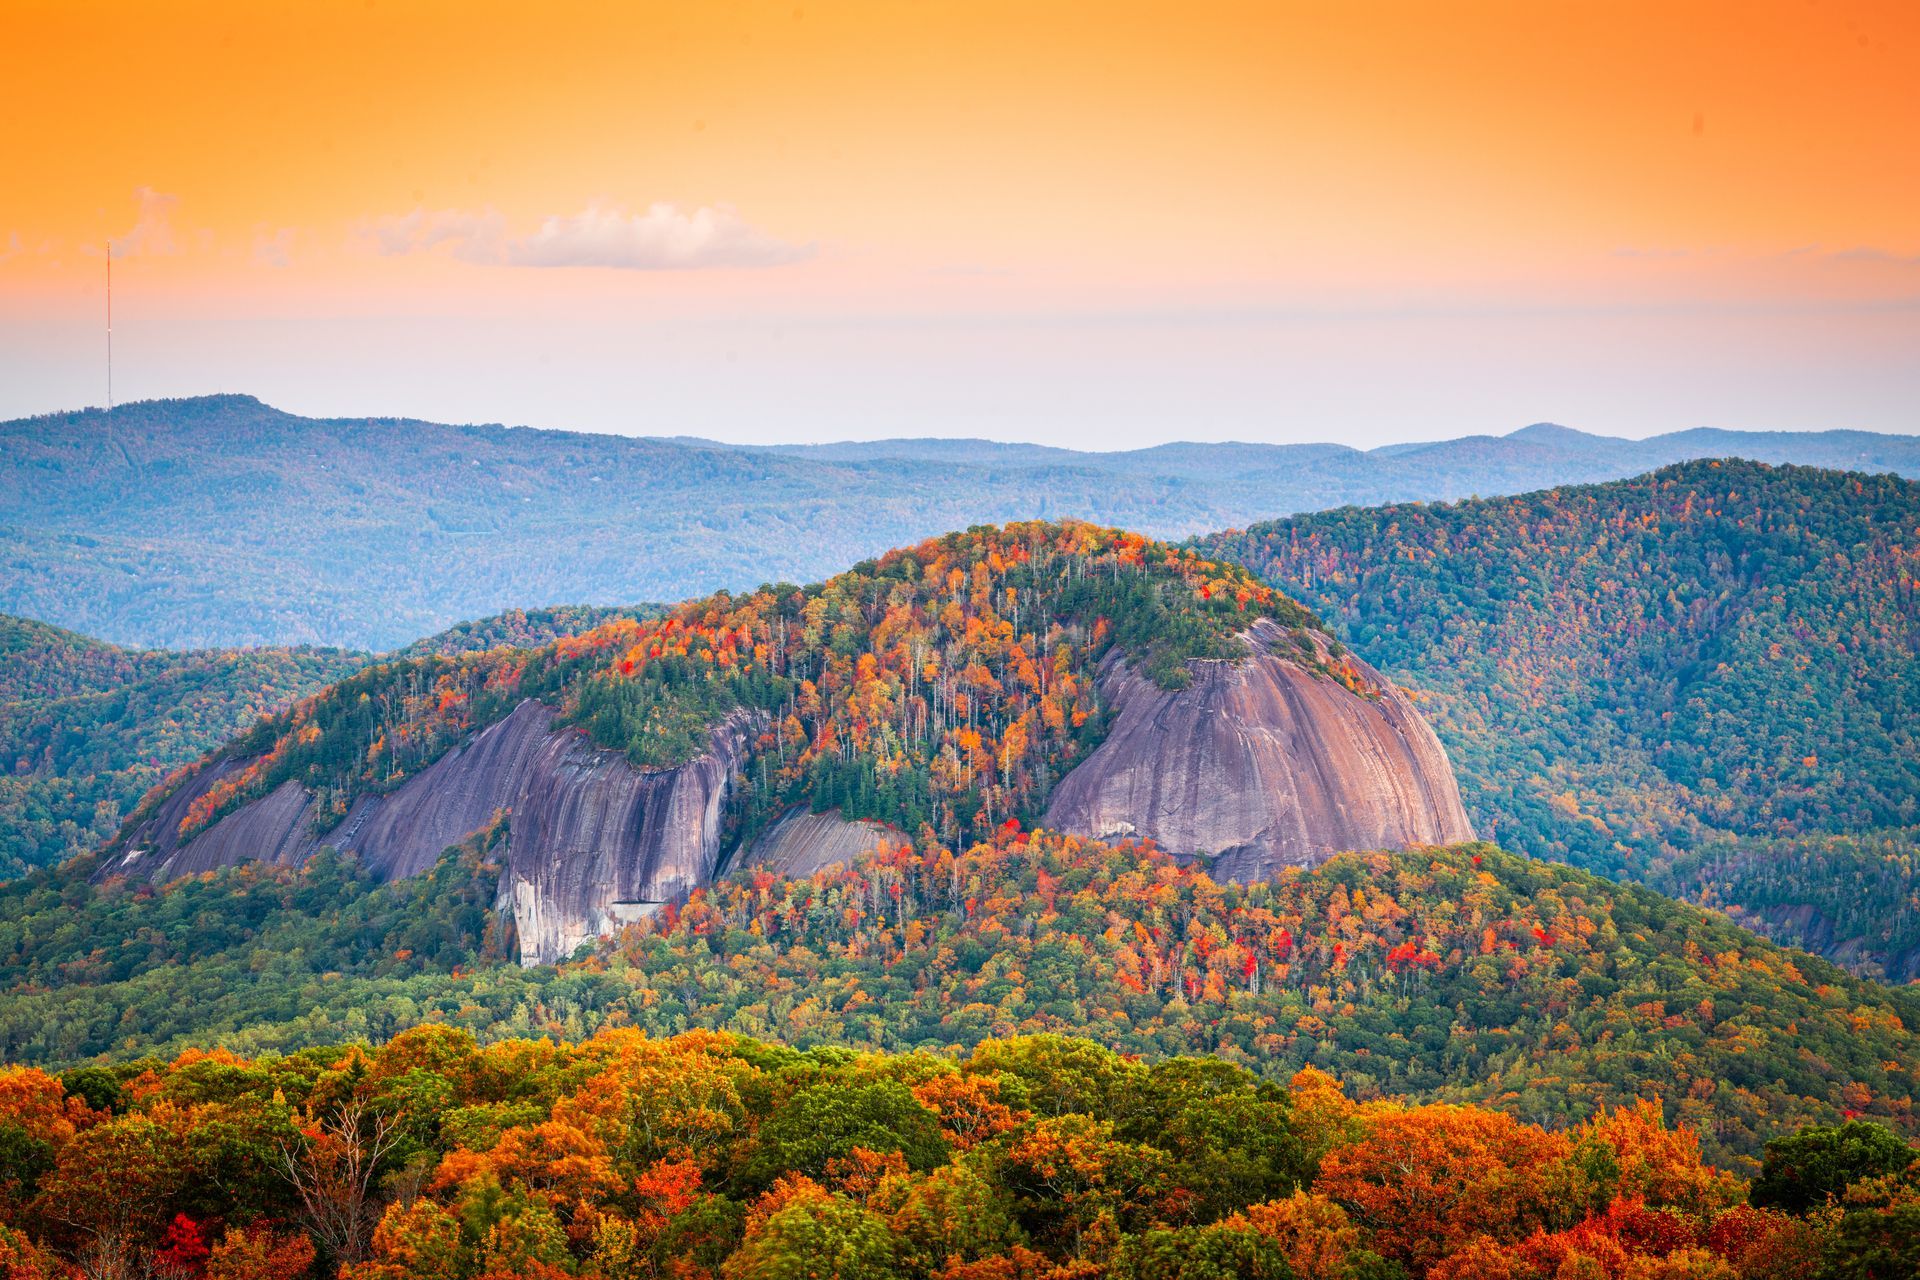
left=6, top=829, right=1918, bottom=1172
left=13, top=461, right=1920, bottom=982
left=0, top=615, right=366, bottom=878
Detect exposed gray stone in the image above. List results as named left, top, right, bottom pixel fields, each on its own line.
left=1043, top=619, right=1473, bottom=877
left=734, top=807, right=900, bottom=880
left=105, top=698, right=760, bottom=965
left=112, top=771, right=317, bottom=882
left=497, top=705, right=757, bottom=964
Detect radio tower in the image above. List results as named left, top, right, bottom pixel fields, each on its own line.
left=106, top=244, right=113, bottom=410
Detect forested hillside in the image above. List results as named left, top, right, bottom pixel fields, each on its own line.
left=7, top=395, right=1915, bottom=649
left=1198, top=462, right=1920, bottom=980
left=4, top=1022, right=1914, bottom=1280
left=6, top=476, right=1920, bottom=1276
left=1653, top=834, right=1920, bottom=984
left=0, top=608, right=648, bottom=876
left=19, top=832, right=1920, bottom=1171
left=0, top=616, right=366, bottom=877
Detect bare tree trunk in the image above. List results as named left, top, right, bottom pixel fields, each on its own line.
left=274, top=1101, right=402, bottom=1267
left=74, top=1236, right=141, bottom=1280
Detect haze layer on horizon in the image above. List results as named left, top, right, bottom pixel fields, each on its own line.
left=2, top=1, right=1916, bottom=448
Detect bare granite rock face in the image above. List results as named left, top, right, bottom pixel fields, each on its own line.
left=1043, top=619, right=1473, bottom=878
left=107, top=768, right=319, bottom=880
left=734, top=807, right=899, bottom=879
left=105, top=699, right=760, bottom=965
left=321, top=697, right=562, bottom=881
left=497, top=705, right=758, bottom=964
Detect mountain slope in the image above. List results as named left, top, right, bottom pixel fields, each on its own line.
left=0, top=615, right=367, bottom=877
left=1196, top=460, right=1920, bottom=978
left=0, top=606, right=649, bottom=876
left=99, top=522, right=1470, bottom=962
left=7, top=394, right=1917, bottom=649
left=573, top=836, right=1920, bottom=1167
left=10, top=834, right=1920, bottom=1170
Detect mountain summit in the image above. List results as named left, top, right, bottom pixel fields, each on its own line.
left=102, top=522, right=1470, bottom=962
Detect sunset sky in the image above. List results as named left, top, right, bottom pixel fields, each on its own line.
left=2, top=0, right=1915, bottom=445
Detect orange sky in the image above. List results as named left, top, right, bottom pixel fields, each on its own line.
left=2, top=1, right=1916, bottom=442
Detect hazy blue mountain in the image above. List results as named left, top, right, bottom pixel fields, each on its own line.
left=5, top=393, right=1915, bottom=649
left=760, top=422, right=1920, bottom=484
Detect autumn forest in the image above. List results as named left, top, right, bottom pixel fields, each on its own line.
left=0, top=462, right=1913, bottom=1279
left=11, top=0, right=1920, bottom=1269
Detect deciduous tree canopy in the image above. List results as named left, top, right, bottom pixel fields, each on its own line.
left=0, top=1026, right=1912, bottom=1279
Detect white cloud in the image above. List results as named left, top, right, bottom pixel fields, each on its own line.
left=0, top=232, right=21, bottom=264
left=363, top=207, right=507, bottom=262
left=252, top=226, right=296, bottom=268
left=109, top=187, right=180, bottom=259
left=360, top=201, right=809, bottom=270
left=506, top=202, right=811, bottom=269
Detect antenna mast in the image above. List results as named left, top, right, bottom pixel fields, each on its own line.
left=106, top=246, right=113, bottom=410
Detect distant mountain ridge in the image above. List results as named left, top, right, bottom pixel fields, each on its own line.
left=755, top=420, right=1919, bottom=477
left=5, top=393, right=1915, bottom=649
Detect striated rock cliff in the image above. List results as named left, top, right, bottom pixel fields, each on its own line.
left=106, top=766, right=319, bottom=879
left=1043, top=619, right=1472, bottom=878
left=734, top=807, right=899, bottom=879
left=108, top=699, right=759, bottom=964
left=497, top=705, right=758, bottom=964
